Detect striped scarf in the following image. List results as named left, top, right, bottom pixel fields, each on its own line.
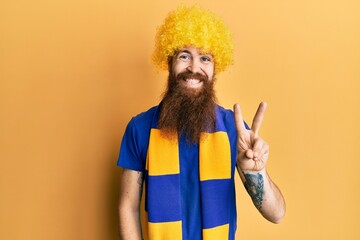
left=140, top=105, right=234, bottom=240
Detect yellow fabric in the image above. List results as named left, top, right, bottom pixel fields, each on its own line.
left=148, top=221, right=183, bottom=240
left=202, top=224, right=230, bottom=240
left=146, top=129, right=179, bottom=176
left=199, top=132, right=231, bottom=181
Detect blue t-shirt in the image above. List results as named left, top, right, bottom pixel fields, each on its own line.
left=117, top=105, right=247, bottom=240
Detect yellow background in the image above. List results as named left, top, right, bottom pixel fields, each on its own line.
left=1, top=0, right=359, bottom=239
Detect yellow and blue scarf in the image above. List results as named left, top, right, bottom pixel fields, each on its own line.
left=140, top=105, right=236, bottom=240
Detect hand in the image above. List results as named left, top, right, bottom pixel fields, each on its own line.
left=233, top=102, right=269, bottom=172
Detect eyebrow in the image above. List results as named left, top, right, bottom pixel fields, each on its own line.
left=177, top=50, right=191, bottom=55
left=177, top=50, right=212, bottom=57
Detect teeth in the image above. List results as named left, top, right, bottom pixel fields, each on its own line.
left=186, top=79, right=200, bottom=85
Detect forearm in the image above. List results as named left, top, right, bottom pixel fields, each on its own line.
left=238, top=167, right=286, bottom=223
left=118, top=168, right=143, bottom=240
left=118, top=207, right=142, bottom=240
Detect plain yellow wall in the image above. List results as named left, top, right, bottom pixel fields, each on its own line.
left=1, top=0, right=359, bottom=239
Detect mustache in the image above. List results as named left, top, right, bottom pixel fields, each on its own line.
left=176, top=71, right=208, bottom=82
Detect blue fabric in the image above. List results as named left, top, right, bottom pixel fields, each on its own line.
left=200, top=179, right=232, bottom=228
left=117, top=104, right=249, bottom=240
left=178, top=133, right=202, bottom=239
left=147, top=174, right=182, bottom=222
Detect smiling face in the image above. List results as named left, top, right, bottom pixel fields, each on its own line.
left=158, top=46, right=217, bottom=143
left=171, top=46, right=215, bottom=91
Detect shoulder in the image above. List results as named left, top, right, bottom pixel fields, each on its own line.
left=123, top=105, right=160, bottom=152
left=132, top=105, right=159, bottom=122
left=216, top=104, right=235, bottom=127
left=216, top=105, right=234, bottom=118
left=216, top=104, right=250, bottom=130
left=129, top=105, right=159, bottom=130
left=118, top=105, right=159, bottom=171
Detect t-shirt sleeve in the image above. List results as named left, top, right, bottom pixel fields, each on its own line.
left=117, top=118, right=145, bottom=172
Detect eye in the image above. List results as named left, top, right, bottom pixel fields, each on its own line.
left=201, top=56, right=212, bottom=63
left=178, top=53, right=190, bottom=61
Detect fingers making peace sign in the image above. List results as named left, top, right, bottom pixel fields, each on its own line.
left=234, top=102, right=270, bottom=172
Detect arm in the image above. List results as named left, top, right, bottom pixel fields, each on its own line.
left=237, top=167, right=286, bottom=223
left=234, top=102, right=286, bottom=223
left=118, top=167, right=143, bottom=240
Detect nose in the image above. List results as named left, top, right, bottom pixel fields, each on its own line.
left=187, top=58, right=202, bottom=74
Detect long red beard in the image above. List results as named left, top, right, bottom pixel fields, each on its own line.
left=158, top=70, right=217, bottom=143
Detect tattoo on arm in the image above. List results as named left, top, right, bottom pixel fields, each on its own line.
left=243, top=172, right=264, bottom=211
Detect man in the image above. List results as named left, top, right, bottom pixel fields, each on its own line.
left=117, top=5, right=285, bottom=240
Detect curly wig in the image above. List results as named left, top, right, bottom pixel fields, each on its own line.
left=152, top=5, right=234, bottom=73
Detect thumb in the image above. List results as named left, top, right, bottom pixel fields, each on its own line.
left=245, top=149, right=254, bottom=159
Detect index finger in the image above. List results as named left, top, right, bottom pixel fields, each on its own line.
left=251, top=102, right=267, bottom=135
left=233, top=103, right=247, bottom=136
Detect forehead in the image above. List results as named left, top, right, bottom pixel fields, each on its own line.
left=175, top=46, right=213, bottom=56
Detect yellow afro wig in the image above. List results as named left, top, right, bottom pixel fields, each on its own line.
left=152, top=5, right=234, bottom=73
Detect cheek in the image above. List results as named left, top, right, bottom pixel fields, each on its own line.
left=172, top=61, right=187, bottom=76
left=205, top=66, right=214, bottom=80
